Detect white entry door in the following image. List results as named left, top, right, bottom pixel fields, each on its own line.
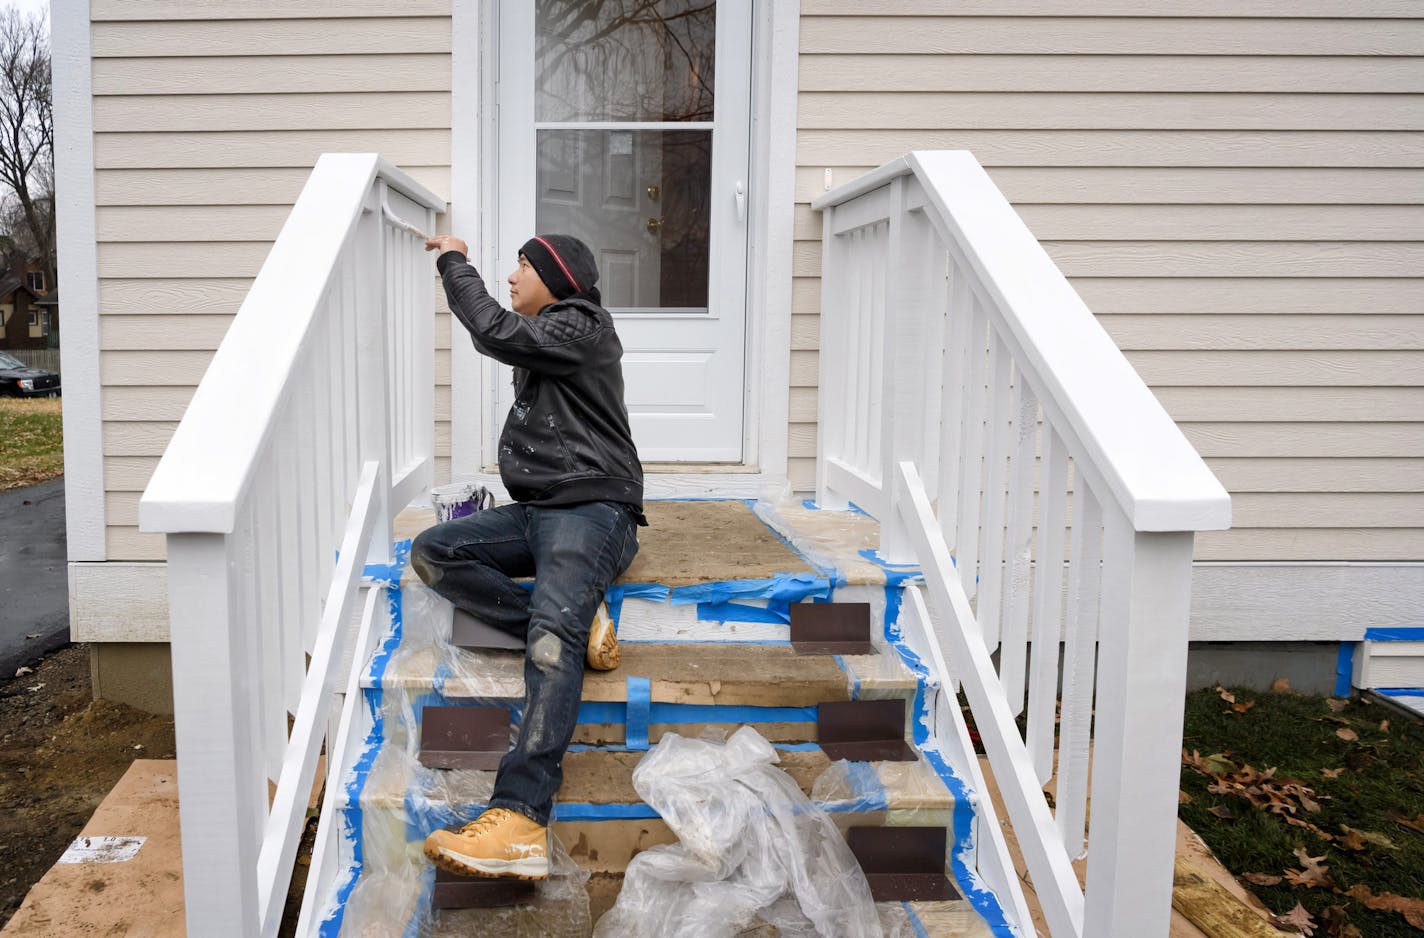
left=496, top=0, right=751, bottom=462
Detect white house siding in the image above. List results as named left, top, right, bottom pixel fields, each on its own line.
left=89, top=0, right=455, bottom=561
left=791, top=0, right=1424, bottom=562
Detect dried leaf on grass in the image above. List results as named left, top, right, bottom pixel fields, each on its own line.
left=1327, top=698, right=1349, bottom=713
left=1178, top=790, right=1194, bottom=805
left=1338, top=825, right=1397, bottom=852
left=1271, top=902, right=1317, bottom=935
left=1284, top=849, right=1334, bottom=889
left=1336, top=727, right=1359, bottom=742
left=1343, top=885, right=1424, bottom=929
left=1271, top=677, right=1292, bottom=693
left=1208, top=805, right=1235, bottom=820
left=1243, top=872, right=1284, bottom=886
left=1217, top=686, right=1236, bottom=704
left=1321, top=768, right=1346, bottom=779
left=1386, top=811, right=1424, bottom=836
left=1380, top=720, right=1390, bottom=733
left=1317, top=906, right=1363, bottom=938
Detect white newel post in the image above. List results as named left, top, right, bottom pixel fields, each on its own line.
left=359, top=186, right=394, bottom=563
left=167, top=533, right=263, bottom=937
left=1082, top=523, right=1196, bottom=935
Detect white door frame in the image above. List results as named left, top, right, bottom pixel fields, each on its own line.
left=449, top=0, right=799, bottom=497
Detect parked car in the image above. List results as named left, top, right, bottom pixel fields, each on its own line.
left=0, top=351, right=61, bottom=397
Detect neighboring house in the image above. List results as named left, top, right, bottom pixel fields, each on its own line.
left=54, top=1, right=1422, bottom=712
left=0, top=257, right=52, bottom=350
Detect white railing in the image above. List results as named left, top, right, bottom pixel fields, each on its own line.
left=813, top=151, right=1231, bottom=936
left=139, top=154, right=442, bottom=937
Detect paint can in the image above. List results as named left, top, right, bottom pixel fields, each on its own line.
left=430, top=482, right=491, bottom=522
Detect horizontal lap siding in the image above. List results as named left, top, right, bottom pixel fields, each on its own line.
left=794, top=6, right=1424, bottom=561
left=90, top=6, right=454, bottom=561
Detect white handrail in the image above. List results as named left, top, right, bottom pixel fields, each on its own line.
left=139, top=154, right=442, bottom=937
left=814, top=151, right=1230, bottom=936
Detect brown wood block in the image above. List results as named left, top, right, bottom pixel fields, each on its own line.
left=1172, top=858, right=1294, bottom=938
left=419, top=705, right=511, bottom=771
left=790, top=602, right=874, bottom=655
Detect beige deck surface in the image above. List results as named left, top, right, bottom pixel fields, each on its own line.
left=2, top=760, right=184, bottom=937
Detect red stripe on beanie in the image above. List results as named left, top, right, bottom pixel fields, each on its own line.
left=532, top=236, right=582, bottom=292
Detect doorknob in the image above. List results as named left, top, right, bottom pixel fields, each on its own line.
left=646, top=217, right=664, bottom=235
left=646, top=185, right=660, bottom=202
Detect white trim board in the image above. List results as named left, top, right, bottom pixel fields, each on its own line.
left=447, top=0, right=799, bottom=483
left=1189, top=562, right=1424, bottom=642
left=69, top=562, right=170, bottom=643
left=54, top=0, right=106, bottom=562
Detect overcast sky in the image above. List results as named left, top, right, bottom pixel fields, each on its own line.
left=7, top=0, right=47, bottom=23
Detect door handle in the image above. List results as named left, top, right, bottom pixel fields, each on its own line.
left=734, top=181, right=746, bottom=222
left=646, top=217, right=664, bottom=235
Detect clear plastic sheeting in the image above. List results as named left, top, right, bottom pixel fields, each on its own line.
left=332, top=581, right=593, bottom=936
left=593, top=727, right=881, bottom=938
left=383, top=584, right=527, bottom=700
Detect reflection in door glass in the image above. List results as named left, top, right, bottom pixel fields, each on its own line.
left=537, top=129, right=711, bottom=311
left=535, top=0, right=717, bottom=123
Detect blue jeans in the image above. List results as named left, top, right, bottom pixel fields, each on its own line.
left=410, top=500, right=639, bottom=826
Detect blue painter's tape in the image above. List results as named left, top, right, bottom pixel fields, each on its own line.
left=606, top=583, right=672, bottom=603
left=902, top=901, right=932, bottom=938
left=1375, top=687, right=1424, bottom=697
left=361, top=538, right=413, bottom=585
left=1364, top=627, right=1424, bottom=641
left=670, top=573, right=832, bottom=606
left=1336, top=642, right=1356, bottom=698
left=574, top=701, right=819, bottom=726
left=553, top=802, right=660, bottom=821
left=834, top=655, right=862, bottom=701
left=321, top=584, right=405, bottom=938
left=626, top=676, right=652, bottom=750
left=879, top=582, right=1016, bottom=936
left=697, top=600, right=792, bottom=624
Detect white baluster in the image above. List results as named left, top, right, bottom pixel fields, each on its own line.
left=1057, top=484, right=1102, bottom=858
left=1000, top=372, right=1039, bottom=715
left=977, top=330, right=1012, bottom=647
left=1027, top=428, right=1068, bottom=784
left=955, top=297, right=988, bottom=606
left=936, top=260, right=971, bottom=544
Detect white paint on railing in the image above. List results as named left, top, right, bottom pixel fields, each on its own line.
left=814, top=150, right=1230, bottom=935
left=140, top=154, right=442, bottom=937
left=898, top=461, right=1085, bottom=936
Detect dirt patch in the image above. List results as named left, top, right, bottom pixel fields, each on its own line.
left=0, top=643, right=175, bottom=929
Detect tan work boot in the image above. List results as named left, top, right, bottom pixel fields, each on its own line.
left=423, top=807, right=549, bottom=880
left=586, top=602, right=620, bottom=671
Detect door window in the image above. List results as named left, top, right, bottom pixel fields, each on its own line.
left=532, top=1, right=719, bottom=313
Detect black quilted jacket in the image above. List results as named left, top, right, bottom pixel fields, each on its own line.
left=436, top=252, right=645, bottom=518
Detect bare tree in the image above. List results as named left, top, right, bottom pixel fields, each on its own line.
left=0, top=6, right=52, bottom=291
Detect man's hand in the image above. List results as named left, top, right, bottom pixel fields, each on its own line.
left=426, top=235, right=469, bottom=255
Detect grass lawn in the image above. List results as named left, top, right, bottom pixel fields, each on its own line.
left=1180, top=684, right=1424, bottom=937
left=0, top=397, right=63, bottom=492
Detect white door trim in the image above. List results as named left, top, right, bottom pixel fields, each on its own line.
left=449, top=0, right=800, bottom=485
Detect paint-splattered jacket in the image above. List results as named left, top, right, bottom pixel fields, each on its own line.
left=437, top=251, right=645, bottom=520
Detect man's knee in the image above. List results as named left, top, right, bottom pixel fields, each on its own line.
left=410, top=529, right=443, bottom=586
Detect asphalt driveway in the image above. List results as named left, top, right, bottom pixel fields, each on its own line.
left=0, top=478, right=69, bottom=677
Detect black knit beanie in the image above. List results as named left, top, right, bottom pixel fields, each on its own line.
left=519, top=234, right=599, bottom=301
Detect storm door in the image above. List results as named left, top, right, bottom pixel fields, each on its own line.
left=496, top=0, right=752, bottom=462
